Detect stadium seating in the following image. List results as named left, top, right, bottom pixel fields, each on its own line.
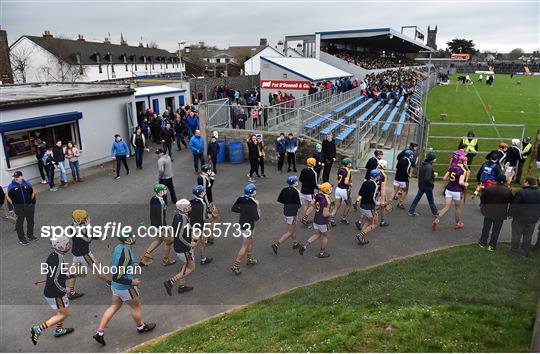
left=335, top=126, right=356, bottom=142
left=395, top=110, right=407, bottom=136
left=304, top=113, right=332, bottom=130
left=333, top=96, right=364, bottom=115
left=357, top=101, right=383, bottom=123
left=369, top=99, right=394, bottom=126
left=381, top=107, right=399, bottom=132
left=344, top=98, right=373, bottom=120
left=320, top=118, right=345, bottom=136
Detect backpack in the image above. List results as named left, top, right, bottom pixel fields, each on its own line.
left=480, top=162, right=498, bottom=182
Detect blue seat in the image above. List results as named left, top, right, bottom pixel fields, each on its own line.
left=369, top=99, right=394, bottom=126
left=345, top=98, right=373, bottom=119
left=333, top=96, right=364, bottom=114
left=395, top=95, right=404, bottom=107
left=320, top=118, right=345, bottom=136
left=335, top=126, right=356, bottom=142
left=357, top=101, right=382, bottom=122
left=395, top=111, right=407, bottom=136
left=381, top=107, right=399, bottom=132
left=304, top=113, right=332, bottom=130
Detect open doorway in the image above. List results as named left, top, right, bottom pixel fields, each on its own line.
left=135, top=100, right=146, bottom=125
left=165, top=96, right=175, bottom=113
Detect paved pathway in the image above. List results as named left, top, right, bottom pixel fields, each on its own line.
left=0, top=146, right=512, bottom=352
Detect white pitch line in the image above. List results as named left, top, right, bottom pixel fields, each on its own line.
left=471, top=83, right=502, bottom=138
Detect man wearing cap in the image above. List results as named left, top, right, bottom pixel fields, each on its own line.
left=508, top=176, right=540, bottom=257
left=408, top=153, right=439, bottom=217
left=7, top=171, right=37, bottom=245
left=478, top=174, right=513, bottom=251
left=156, top=148, right=177, bottom=204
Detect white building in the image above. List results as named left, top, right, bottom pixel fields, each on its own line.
left=259, top=57, right=352, bottom=105
left=0, top=83, right=135, bottom=186
left=9, top=31, right=184, bottom=83
left=243, top=46, right=284, bottom=75
left=134, top=85, right=188, bottom=117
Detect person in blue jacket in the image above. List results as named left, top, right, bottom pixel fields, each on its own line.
left=93, top=232, right=155, bottom=346
left=186, top=111, right=200, bottom=138
left=275, top=133, right=287, bottom=174
left=189, top=130, right=205, bottom=173
left=111, top=134, right=130, bottom=179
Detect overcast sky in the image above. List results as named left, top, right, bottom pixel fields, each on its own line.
left=1, top=1, right=538, bottom=53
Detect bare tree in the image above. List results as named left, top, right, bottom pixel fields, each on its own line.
left=38, top=37, right=86, bottom=82
left=10, top=45, right=34, bottom=83
left=148, top=41, right=159, bottom=49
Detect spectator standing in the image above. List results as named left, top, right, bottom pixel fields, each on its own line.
left=33, top=135, right=48, bottom=184
left=257, top=136, right=266, bottom=178
left=65, top=141, right=83, bottom=182
left=207, top=135, right=220, bottom=173
left=238, top=109, right=247, bottom=130
left=251, top=106, right=259, bottom=128
left=516, top=136, right=533, bottom=184
left=156, top=148, right=177, bottom=204
left=478, top=174, right=513, bottom=251
left=312, top=143, right=325, bottom=182
left=186, top=111, right=200, bottom=138
left=188, top=130, right=205, bottom=173
left=53, top=140, right=69, bottom=188
left=43, top=147, right=58, bottom=191
left=275, top=133, right=287, bottom=174
left=247, top=135, right=260, bottom=182
left=508, top=176, right=540, bottom=257
left=173, top=116, right=187, bottom=151
left=321, top=133, right=336, bottom=182
left=131, top=127, right=146, bottom=170
left=6, top=171, right=37, bottom=245
left=462, top=131, right=478, bottom=167
left=111, top=134, right=130, bottom=180
left=286, top=133, right=298, bottom=172
left=160, top=122, right=175, bottom=160
left=407, top=153, right=439, bottom=216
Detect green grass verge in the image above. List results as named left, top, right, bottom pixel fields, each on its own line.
left=426, top=74, right=540, bottom=177
left=136, top=244, right=540, bottom=352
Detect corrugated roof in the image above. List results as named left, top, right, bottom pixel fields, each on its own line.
left=261, top=57, right=352, bottom=81
left=134, top=85, right=186, bottom=97
left=22, top=35, right=178, bottom=65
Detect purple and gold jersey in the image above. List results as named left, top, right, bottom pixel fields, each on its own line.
left=446, top=166, right=464, bottom=192
left=336, top=167, right=351, bottom=189
left=313, top=193, right=330, bottom=225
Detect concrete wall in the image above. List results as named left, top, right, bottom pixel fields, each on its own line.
left=9, top=37, right=185, bottom=83
left=1, top=95, right=134, bottom=186
left=259, top=59, right=310, bottom=105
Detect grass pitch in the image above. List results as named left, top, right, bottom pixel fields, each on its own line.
left=136, top=245, right=539, bottom=352
left=425, top=74, right=539, bottom=176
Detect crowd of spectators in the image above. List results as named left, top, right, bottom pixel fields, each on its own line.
left=322, top=46, right=416, bottom=69
left=360, top=68, right=421, bottom=103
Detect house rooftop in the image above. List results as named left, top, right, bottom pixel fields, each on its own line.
left=0, top=82, right=134, bottom=109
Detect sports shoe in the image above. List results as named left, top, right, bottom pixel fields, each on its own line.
left=54, top=327, right=74, bottom=338
left=246, top=257, right=258, bottom=266
left=356, top=234, right=369, bottom=245
left=93, top=333, right=106, bottom=346
left=340, top=218, right=350, bottom=225
left=41, top=180, right=48, bottom=184
left=114, top=176, right=120, bottom=180
left=49, top=187, right=58, bottom=192
left=30, top=325, right=41, bottom=345
left=231, top=266, right=241, bottom=275
left=137, top=322, right=156, bottom=333
left=379, top=221, right=389, bottom=227
left=271, top=243, right=278, bottom=255
left=248, top=178, right=255, bottom=183
left=200, top=257, right=213, bottom=265
left=478, top=242, right=486, bottom=249
left=487, top=246, right=495, bottom=252
left=330, top=219, right=337, bottom=227
left=19, top=239, right=29, bottom=246
left=317, top=251, right=330, bottom=258
left=299, top=245, right=306, bottom=256
left=407, top=212, right=419, bottom=217
left=177, top=285, right=194, bottom=294
left=432, top=218, right=440, bottom=231
left=397, top=203, right=405, bottom=209
left=355, top=221, right=362, bottom=230
left=28, top=235, right=38, bottom=242
left=292, top=241, right=301, bottom=249
left=68, top=291, right=84, bottom=300
left=453, top=222, right=464, bottom=230
left=163, top=281, right=173, bottom=296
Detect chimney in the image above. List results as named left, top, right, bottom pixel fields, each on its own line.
left=120, top=32, right=127, bottom=46
left=104, top=36, right=111, bottom=44
left=42, top=30, right=53, bottom=39
left=77, top=34, right=85, bottom=42
left=259, top=38, right=267, bottom=46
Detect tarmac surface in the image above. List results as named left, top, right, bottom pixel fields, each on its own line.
left=0, top=144, right=514, bottom=352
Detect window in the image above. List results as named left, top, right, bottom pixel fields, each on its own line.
left=3, top=123, right=78, bottom=161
